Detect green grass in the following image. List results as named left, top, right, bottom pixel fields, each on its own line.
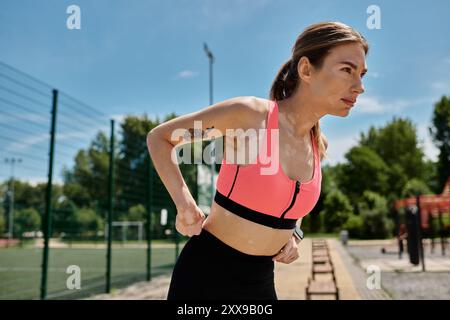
left=0, top=243, right=183, bottom=300
left=58, top=239, right=178, bottom=245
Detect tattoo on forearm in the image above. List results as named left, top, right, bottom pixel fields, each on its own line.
left=185, top=126, right=215, bottom=140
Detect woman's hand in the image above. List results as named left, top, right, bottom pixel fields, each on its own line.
left=272, top=236, right=300, bottom=264
left=175, top=202, right=206, bottom=237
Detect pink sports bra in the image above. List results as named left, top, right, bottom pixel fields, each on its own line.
left=214, top=99, right=322, bottom=229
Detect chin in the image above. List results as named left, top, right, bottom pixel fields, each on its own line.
left=328, top=105, right=351, bottom=117
left=331, top=109, right=350, bottom=117
left=341, top=106, right=352, bottom=115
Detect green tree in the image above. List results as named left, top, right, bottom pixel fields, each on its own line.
left=73, top=208, right=104, bottom=238
left=59, top=112, right=199, bottom=236
left=128, top=204, right=146, bottom=221
left=343, top=214, right=364, bottom=238
left=52, top=198, right=78, bottom=235
left=116, top=113, right=197, bottom=224
left=14, top=207, right=41, bottom=237
left=360, top=117, right=426, bottom=182
left=62, top=131, right=111, bottom=210
left=334, top=117, right=431, bottom=214
left=115, top=115, right=156, bottom=219
left=0, top=183, right=6, bottom=235
left=357, top=191, right=393, bottom=239
left=0, top=211, right=5, bottom=236
left=422, top=159, right=439, bottom=194
left=303, top=164, right=339, bottom=233
left=322, top=190, right=353, bottom=233
left=8, top=180, right=48, bottom=214
left=429, top=95, right=450, bottom=192
left=338, top=146, right=390, bottom=205
left=401, top=178, right=433, bottom=198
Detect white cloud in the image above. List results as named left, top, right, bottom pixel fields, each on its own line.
left=4, top=125, right=110, bottom=154
left=109, top=113, right=126, bottom=123
left=56, top=129, right=108, bottom=141
left=430, top=81, right=450, bottom=93
left=6, top=133, right=50, bottom=152
left=108, top=112, right=161, bottom=123
left=0, top=175, right=63, bottom=186
left=354, top=95, right=412, bottom=114
left=23, top=176, right=51, bottom=186
left=355, top=95, right=433, bottom=114
left=175, top=70, right=199, bottom=79
left=0, top=113, right=48, bottom=124
left=354, top=95, right=385, bottom=113
left=367, top=71, right=381, bottom=78
left=322, top=134, right=360, bottom=166
left=321, top=120, right=439, bottom=167
left=416, top=122, right=439, bottom=162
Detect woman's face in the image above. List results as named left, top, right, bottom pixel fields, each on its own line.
left=307, top=42, right=367, bottom=117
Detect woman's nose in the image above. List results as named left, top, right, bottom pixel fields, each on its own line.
left=353, top=79, right=365, bottom=94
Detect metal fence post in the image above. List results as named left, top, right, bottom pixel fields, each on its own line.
left=106, top=119, right=115, bottom=293
left=416, top=194, right=426, bottom=271
left=174, top=205, right=179, bottom=260
left=40, top=89, right=58, bottom=300
left=146, top=156, right=153, bottom=281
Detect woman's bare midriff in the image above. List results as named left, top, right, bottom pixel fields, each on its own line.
left=202, top=201, right=295, bottom=256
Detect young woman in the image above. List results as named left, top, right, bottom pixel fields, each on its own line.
left=147, top=21, right=368, bottom=300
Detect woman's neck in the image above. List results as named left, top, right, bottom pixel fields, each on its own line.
left=277, top=89, right=323, bottom=138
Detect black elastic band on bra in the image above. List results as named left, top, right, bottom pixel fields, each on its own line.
left=214, top=190, right=297, bottom=230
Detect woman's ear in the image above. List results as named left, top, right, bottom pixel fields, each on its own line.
left=298, top=56, right=313, bottom=83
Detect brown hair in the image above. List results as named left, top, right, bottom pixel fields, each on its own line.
left=269, top=21, right=369, bottom=161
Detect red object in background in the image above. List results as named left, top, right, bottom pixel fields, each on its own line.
left=395, top=177, right=450, bottom=229
left=0, top=239, right=20, bottom=248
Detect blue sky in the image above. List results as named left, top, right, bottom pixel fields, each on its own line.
left=1, top=0, right=450, bottom=185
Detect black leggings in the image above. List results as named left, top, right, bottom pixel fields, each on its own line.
left=167, top=229, right=277, bottom=300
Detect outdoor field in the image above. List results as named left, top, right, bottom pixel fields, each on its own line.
left=0, top=242, right=184, bottom=300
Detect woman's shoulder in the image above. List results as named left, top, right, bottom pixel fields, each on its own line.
left=250, top=96, right=273, bottom=125
left=233, top=95, right=270, bottom=115
left=252, top=96, right=272, bottom=113
left=229, top=96, right=271, bottom=130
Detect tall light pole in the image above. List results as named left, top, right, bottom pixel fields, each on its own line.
left=203, top=42, right=216, bottom=206
left=4, top=157, right=22, bottom=240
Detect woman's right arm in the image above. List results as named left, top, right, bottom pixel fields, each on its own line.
left=146, top=96, right=262, bottom=236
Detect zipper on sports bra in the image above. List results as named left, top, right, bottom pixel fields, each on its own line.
left=280, top=180, right=300, bottom=219
left=227, top=165, right=240, bottom=198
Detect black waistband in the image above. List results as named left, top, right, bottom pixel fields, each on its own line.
left=214, top=190, right=297, bottom=229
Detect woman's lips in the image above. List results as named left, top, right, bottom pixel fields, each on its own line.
left=341, top=98, right=355, bottom=107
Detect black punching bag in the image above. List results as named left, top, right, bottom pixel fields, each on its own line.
left=405, top=206, right=419, bottom=265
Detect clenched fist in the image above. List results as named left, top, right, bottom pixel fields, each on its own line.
left=175, top=203, right=206, bottom=237
left=272, top=236, right=300, bottom=264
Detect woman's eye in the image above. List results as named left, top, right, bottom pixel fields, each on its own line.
left=343, top=67, right=352, bottom=74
